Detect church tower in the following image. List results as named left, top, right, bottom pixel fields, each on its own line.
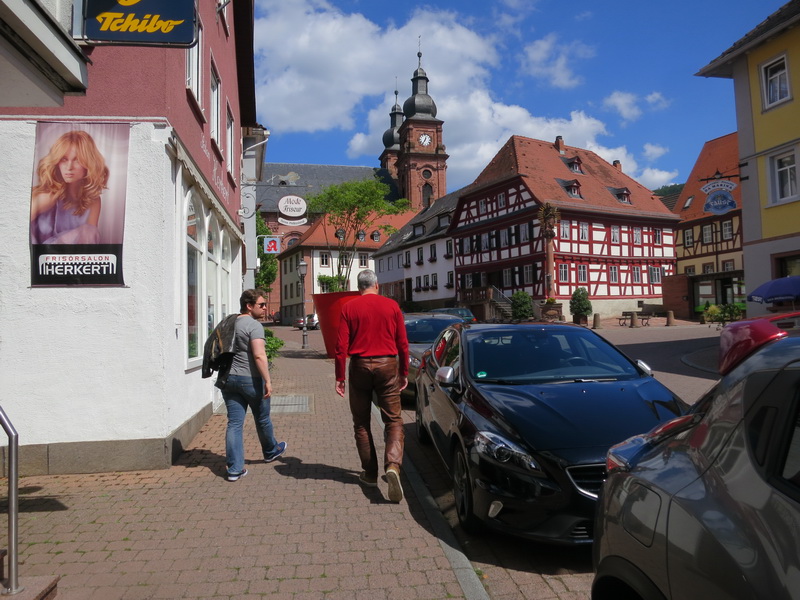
left=379, top=88, right=403, bottom=181
left=394, top=52, right=448, bottom=211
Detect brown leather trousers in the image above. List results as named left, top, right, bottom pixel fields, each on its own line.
left=348, top=356, right=404, bottom=477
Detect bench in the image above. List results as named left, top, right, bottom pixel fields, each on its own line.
left=618, top=311, right=650, bottom=326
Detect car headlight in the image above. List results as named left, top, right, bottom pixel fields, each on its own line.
left=474, top=431, right=541, bottom=472
left=409, top=356, right=421, bottom=369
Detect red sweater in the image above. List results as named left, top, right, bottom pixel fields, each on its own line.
left=335, top=293, right=409, bottom=381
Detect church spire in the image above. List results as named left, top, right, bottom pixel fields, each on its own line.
left=402, top=51, right=437, bottom=120
left=382, top=87, right=403, bottom=150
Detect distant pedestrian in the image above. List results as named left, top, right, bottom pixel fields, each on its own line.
left=208, top=289, right=287, bottom=481
left=335, top=270, right=409, bottom=502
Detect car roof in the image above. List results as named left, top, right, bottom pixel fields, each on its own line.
left=404, top=312, right=463, bottom=320
left=719, top=312, right=800, bottom=375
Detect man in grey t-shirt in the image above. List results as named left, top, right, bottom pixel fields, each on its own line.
left=216, top=289, right=287, bottom=481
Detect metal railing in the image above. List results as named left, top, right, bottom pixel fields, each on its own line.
left=0, top=405, right=23, bottom=594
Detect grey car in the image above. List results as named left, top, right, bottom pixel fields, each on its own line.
left=403, top=313, right=463, bottom=401
left=593, top=311, right=800, bottom=600
left=430, top=307, right=477, bottom=323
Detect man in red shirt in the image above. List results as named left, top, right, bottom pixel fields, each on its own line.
left=335, top=269, right=409, bottom=502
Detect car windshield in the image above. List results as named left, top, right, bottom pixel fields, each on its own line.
left=465, top=327, right=641, bottom=384
left=405, top=318, right=456, bottom=344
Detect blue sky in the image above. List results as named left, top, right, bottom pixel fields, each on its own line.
left=252, top=0, right=787, bottom=193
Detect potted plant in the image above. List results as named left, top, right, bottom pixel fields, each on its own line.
left=569, top=287, right=592, bottom=325
left=510, top=291, right=534, bottom=321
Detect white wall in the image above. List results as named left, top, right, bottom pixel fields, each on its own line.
left=0, top=121, right=224, bottom=461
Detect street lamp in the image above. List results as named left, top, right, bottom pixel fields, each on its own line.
left=297, top=259, right=309, bottom=349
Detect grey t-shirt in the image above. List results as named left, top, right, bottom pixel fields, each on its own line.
left=228, top=315, right=266, bottom=378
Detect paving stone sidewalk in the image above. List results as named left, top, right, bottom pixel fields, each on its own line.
left=2, top=330, right=477, bottom=600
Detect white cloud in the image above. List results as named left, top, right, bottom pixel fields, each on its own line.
left=603, top=91, right=642, bottom=122
left=643, top=143, right=668, bottom=161
left=521, top=33, right=595, bottom=89
left=637, top=167, right=680, bottom=190
left=646, top=91, right=670, bottom=110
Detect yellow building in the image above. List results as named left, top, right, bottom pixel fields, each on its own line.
left=697, top=1, right=800, bottom=315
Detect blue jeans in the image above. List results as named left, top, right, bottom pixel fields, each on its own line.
left=221, top=375, right=279, bottom=475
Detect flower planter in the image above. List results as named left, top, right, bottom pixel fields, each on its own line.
left=312, top=291, right=360, bottom=358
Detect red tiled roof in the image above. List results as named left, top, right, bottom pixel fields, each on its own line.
left=673, top=132, right=741, bottom=221
left=472, top=135, right=678, bottom=221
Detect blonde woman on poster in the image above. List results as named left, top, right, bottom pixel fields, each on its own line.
left=30, top=130, right=109, bottom=245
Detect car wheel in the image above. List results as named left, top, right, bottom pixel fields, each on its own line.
left=415, top=398, right=431, bottom=444
left=452, top=447, right=483, bottom=534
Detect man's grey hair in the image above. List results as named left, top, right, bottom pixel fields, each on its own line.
left=357, top=269, right=378, bottom=290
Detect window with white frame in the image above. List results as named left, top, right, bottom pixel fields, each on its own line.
left=210, top=64, right=221, bottom=143
left=479, top=199, right=487, bottom=214
left=498, top=192, right=506, bottom=208
left=221, top=233, right=231, bottom=319
left=206, top=218, right=220, bottom=336
left=685, top=265, right=696, bottom=276
left=359, top=253, right=368, bottom=268
left=578, top=264, right=587, bottom=283
left=481, top=233, right=489, bottom=251
left=653, top=228, right=662, bottom=245
left=387, top=256, right=393, bottom=270
left=404, top=250, right=411, bottom=265
left=611, top=225, right=620, bottom=244
left=632, top=266, right=641, bottom=283
left=186, top=25, right=202, bottom=104
left=722, top=220, right=733, bottom=240
left=772, top=149, right=798, bottom=203
left=559, top=263, right=569, bottom=282
left=702, top=225, right=713, bottom=244
left=503, top=268, right=513, bottom=287
left=763, top=55, right=791, bottom=108
left=580, top=222, right=589, bottom=241
left=520, top=223, right=530, bottom=242
left=397, top=253, right=403, bottom=266
left=340, top=252, right=349, bottom=268
left=560, top=221, right=570, bottom=239
left=320, top=252, right=329, bottom=267
left=703, top=263, right=714, bottom=274
left=186, top=196, right=202, bottom=359
left=633, top=227, right=642, bottom=244
left=417, top=247, right=424, bottom=263
left=424, top=274, right=430, bottom=288
left=609, top=265, right=619, bottom=283
left=723, top=260, right=735, bottom=272
left=523, top=264, right=533, bottom=284
left=432, top=273, right=438, bottom=288
left=684, top=229, right=694, bottom=247
left=500, top=229, right=509, bottom=247
left=447, top=271, right=454, bottom=286
left=446, top=239, right=453, bottom=257
left=649, top=266, right=662, bottom=284
left=415, top=276, right=422, bottom=289
left=429, top=244, right=436, bottom=259
left=226, top=108, right=234, bottom=171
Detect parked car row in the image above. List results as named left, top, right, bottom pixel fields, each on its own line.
left=293, top=313, right=319, bottom=330
left=403, top=311, right=800, bottom=598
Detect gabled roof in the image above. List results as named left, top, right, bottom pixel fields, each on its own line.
left=255, top=163, right=399, bottom=212
left=374, top=183, right=477, bottom=257
left=697, top=1, right=800, bottom=78
left=673, top=132, right=741, bottom=222
left=468, top=135, right=678, bottom=221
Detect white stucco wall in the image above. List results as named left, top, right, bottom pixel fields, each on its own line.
left=0, top=120, right=224, bottom=450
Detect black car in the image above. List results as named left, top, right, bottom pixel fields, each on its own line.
left=415, top=322, right=688, bottom=545
left=403, top=313, right=463, bottom=401
left=593, top=312, right=800, bottom=600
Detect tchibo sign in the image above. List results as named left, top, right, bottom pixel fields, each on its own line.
left=83, top=0, right=197, bottom=47
left=278, top=195, right=308, bottom=226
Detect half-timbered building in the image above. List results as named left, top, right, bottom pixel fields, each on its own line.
left=447, top=135, right=680, bottom=321
left=663, top=133, right=745, bottom=319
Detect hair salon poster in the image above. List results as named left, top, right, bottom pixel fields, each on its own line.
left=30, top=122, right=130, bottom=286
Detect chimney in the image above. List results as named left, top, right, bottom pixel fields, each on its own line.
left=613, top=159, right=622, bottom=171
left=554, top=136, right=565, bottom=154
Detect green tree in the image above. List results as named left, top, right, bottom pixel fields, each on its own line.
left=255, top=212, right=278, bottom=292
left=306, top=177, right=409, bottom=287
left=652, top=183, right=684, bottom=197
left=510, top=291, right=533, bottom=321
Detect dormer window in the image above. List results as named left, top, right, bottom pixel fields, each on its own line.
left=683, top=195, right=694, bottom=209
left=565, top=157, right=583, bottom=174
left=438, top=214, right=450, bottom=228
left=612, top=187, right=631, bottom=204
left=413, top=224, right=425, bottom=237
left=371, top=231, right=381, bottom=242
left=562, top=179, right=582, bottom=198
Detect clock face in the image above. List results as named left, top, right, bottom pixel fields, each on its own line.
left=418, top=133, right=432, bottom=147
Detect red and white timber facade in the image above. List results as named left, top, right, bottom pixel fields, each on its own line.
left=448, top=135, right=679, bottom=320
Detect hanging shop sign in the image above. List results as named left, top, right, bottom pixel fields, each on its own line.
left=263, top=236, right=281, bottom=254
left=277, top=195, right=308, bottom=226
left=83, top=0, right=197, bottom=47
left=30, top=122, right=130, bottom=286
left=701, top=179, right=737, bottom=215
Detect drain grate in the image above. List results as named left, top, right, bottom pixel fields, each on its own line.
left=271, top=395, right=311, bottom=413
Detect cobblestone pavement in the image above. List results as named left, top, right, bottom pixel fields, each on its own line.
left=1, top=318, right=721, bottom=599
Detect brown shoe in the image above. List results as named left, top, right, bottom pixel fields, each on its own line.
left=386, top=466, right=403, bottom=503
left=358, top=471, right=378, bottom=487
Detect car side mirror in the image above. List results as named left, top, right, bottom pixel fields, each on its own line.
left=637, top=359, right=653, bottom=377
left=435, top=366, right=456, bottom=386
